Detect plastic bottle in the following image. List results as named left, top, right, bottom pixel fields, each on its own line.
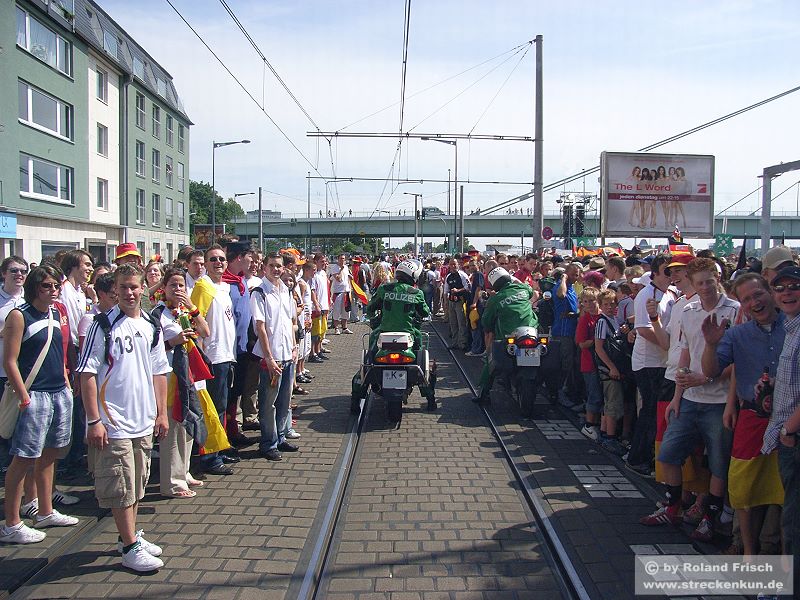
left=754, top=367, right=773, bottom=418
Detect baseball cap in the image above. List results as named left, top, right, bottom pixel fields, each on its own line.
left=770, top=265, right=800, bottom=287
left=114, top=242, right=141, bottom=262
left=762, top=246, right=794, bottom=271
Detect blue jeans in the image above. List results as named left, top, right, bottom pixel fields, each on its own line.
left=582, top=371, right=603, bottom=415
left=778, top=442, right=800, bottom=593
left=470, top=321, right=485, bottom=354
left=201, top=361, right=234, bottom=468
left=258, top=360, right=295, bottom=452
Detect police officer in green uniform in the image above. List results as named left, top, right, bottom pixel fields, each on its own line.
left=478, top=267, right=539, bottom=402
left=351, top=260, right=436, bottom=411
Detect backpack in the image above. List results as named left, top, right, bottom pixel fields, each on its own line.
left=95, top=307, right=161, bottom=366
left=593, top=314, right=633, bottom=378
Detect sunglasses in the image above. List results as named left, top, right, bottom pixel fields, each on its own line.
left=207, top=256, right=227, bottom=263
left=8, top=268, right=28, bottom=275
left=773, top=283, right=800, bottom=293
left=40, top=282, right=62, bottom=290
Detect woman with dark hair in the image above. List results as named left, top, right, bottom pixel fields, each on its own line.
left=152, top=267, right=209, bottom=498
left=1, top=265, right=78, bottom=544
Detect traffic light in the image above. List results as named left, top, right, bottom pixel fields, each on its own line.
left=575, top=204, right=585, bottom=236
left=421, top=208, right=427, bottom=219
left=416, top=210, right=421, bottom=220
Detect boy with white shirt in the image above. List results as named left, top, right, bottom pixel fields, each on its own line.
left=77, top=264, right=170, bottom=572
left=329, top=254, right=353, bottom=335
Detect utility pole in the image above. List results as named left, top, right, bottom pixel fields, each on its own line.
left=404, top=192, right=422, bottom=255
left=459, top=185, right=465, bottom=253
left=761, top=159, right=800, bottom=251
left=306, top=171, right=310, bottom=254
left=447, top=168, right=451, bottom=217
left=532, top=34, right=544, bottom=252
left=258, top=187, right=263, bottom=252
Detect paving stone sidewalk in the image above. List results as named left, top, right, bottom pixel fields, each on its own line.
left=2, top=324, right=368, bottom=600
left=318, top=326, right=566, bottom=600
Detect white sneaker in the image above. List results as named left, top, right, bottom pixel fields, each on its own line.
left=52, top=489, right=79, bottom=506
left=321, top=339, right=330, bottom=345
left=33, top=509, right=79, bottom=528
left=0, top=522, right=46, bottom=544
left=342, top=328, right=354, bottom=334
left=117, top=530, right=163, bottom=557
left=121, top=542, right=164, bottom=572
left=580, top=424, right=599, bottom=441
left=334, top=328, right=342, bottom=335
left=285, top=430, right=301, bottom=439
left=20, top=498, right=39, bottom=519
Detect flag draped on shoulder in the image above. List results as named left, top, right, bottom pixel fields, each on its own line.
left=352, top=279, right=369, bottom=305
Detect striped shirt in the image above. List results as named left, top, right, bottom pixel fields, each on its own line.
left=762, top=313, right=800, bottom=454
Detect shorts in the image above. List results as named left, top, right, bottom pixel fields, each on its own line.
left=601, top=378, right=624, bottom=420
left=657, top=398, right=733, bottom=480
left=311, top=313, right=328, bottom=338
left=10, top=388, right=73, bottom=459
left=90, top=435, right=153, bottom=509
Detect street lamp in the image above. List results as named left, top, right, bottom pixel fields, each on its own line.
left=403, top=192, right=422, bottom=256
left=421, top=137, right=459, bottom=252
left=378, top=210, right=392, bottom=253
left=211, top=139, right=250, bottom=244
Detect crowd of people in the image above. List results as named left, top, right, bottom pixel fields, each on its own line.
left=1, top=238, right=799, bottom=588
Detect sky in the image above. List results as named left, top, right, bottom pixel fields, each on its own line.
left=103, top=0, right=800, bottom=249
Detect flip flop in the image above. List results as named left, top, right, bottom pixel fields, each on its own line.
left=162, top=489, right=197, bottom=499
left=187, top=479, right=205, bottom=488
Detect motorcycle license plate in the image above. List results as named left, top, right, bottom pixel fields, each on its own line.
left=382, top=370, right=407, bottom=389
left=515, top=348, right=539, bottom=367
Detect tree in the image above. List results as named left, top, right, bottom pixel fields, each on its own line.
left=189, top=180, right=245, bottom=231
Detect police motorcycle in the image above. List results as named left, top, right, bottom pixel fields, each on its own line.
left=480, top=268, right=548, bottom=417
left=350, top=260, right=437, bottom=423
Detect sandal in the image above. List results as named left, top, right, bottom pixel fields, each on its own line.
left=293, top=387, right=310, bottom=396
left=187, top=478, right=205, bottom=488
left=162, top=489, right=196, bottom=498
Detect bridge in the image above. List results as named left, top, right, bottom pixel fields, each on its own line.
left=232, top=210, right=800, bottom=244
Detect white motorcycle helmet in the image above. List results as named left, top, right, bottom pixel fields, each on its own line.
left=487, top=267, right=513, bottom=292
left=396, top=259, right=421, bottom=285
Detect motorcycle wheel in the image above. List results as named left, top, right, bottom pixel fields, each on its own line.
left=384, top=391, right=403, bottom=423
left=519, top=378, right=537, bottom=418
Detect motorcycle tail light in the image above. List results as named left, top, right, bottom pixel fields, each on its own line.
left=516, top=337, right=538, bottom=348
left=506, top=337, right=515, bottom=345
left=539, top=337, right=548, bottom=345
left=376, top=353, right=414, bottom=364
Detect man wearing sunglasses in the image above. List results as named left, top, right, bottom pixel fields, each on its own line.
left=762, top=265, right=800, bottom=589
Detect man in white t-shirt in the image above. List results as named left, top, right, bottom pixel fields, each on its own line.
left=191, top=245, right=237, bottom=476
left=310, top=253, right=330, bottom=360
left=184, top=250, right=204, bottom=296
left=251, top=253, right=299, bottom=461
left=59, top=250, right=93, bottom=349
left=329, top=254, right=353, bottom=335
left=77, top=264, right=170, bottom=572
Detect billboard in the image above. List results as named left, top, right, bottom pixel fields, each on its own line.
left=600, top=152, right=714, bottom=238
left=193, top=224, right=225, bottom=249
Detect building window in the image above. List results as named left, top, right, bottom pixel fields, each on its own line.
left=165, top=197, right=174, bottom=229
left=18, top=80, right=73, bottom=141
left=177, top=162, right=185, bottom=192
left=156, top=78, right=167, bottom=98
left=19, top=153, right=73, bottom=204
left=133, top=56, right=145, bottom=80
left=136, top=241, right=145, bottom=258
left=97, top=178, right=108, bottom=210
left=152, top=105, right=160, bottom=139
left=152, top=149, right=160, bottom=183
left=96, top=69, right=108, bottom=103
left=97, top=123, right=108, bottom=156
left=166, top=242, right=174, bottom=263
left=178, top=124, right=185, bottom=153
left=16, top=7, right=72, bottom=76
left=165, top=156, right=173, bottom=188
left=153, top=242, right=161, bottom=258
left=135, top=93, right=145, bottom=129
left=152, top=194, right=161, bottom=226
left=135, top=141, right=145, bottom=176
left=102, top=29, right=118, bottom=57
left=166, top=115, right=174, bottom=146
left=177, top=200, right=185, bottom=231
left=136, top=189, right=145, bottom=224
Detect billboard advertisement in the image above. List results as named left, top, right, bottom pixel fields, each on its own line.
left=193, top=224, right=225, bottom=249
left=600, top=152, right=714, bottom=238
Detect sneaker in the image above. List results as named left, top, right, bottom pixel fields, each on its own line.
left=690, top=517, right=714, bottom=542
left=640, top=505, right=682, bottom=526
left=682, top=503, right=705, bottom=526
left=302, top=369, right=312, bottom=377
left=242, top=420, right=260, bottom=431
left=121, top=542, right=163, bottom=572
left=580, top=424, right=599, bottom=441
left=117, top=530, right=163, bottom=557
left=277, top=441, right=299, bottom=452
left=334, top=328, right=342, bottom=335
left=0, top=522, right=46, bottom=544
left=342, top=328, right=354, bottom=334
left=33, top=510, right=79, bottom=528
left=319, top=354, right=330, bottom=361
left=203, top=463, right=234, bottom=475
left=625, top=461, right=654, bottom=478
left=320, top=348, right=331, bottom=354
left=322, top=339, right=330, bottom=345
left=52, top=489, right=80, bottom=506
left=260, top=448, right=283, bottom=461
left=464, top=351, right=479, bottom=357
left=20, top=498, right=39, bottom=519
left=599, top=437, right=627, bottom=456
left=307, top=355, right=324, bottom=364
left=285, top=430, right=301, bottom=439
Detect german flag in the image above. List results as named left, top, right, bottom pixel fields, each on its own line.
left=728, top=409, right=783, bottom=509
left=352, top=279, right=369, bottom=305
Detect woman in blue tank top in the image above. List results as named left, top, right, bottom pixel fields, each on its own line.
left=0, top=265, right=77, bottom=544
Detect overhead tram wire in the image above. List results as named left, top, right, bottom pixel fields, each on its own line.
left=747, top=177, right=800, bottom=216
left=164, top=0, right=324, bottom=177
left=715, top=185, right=762, bottom=216
left=468, top=43, right=532, bottom=135
left=481, top=81, right=800, bottom=215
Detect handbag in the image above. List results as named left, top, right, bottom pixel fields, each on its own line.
left=0, top=307, right=55, bottom=439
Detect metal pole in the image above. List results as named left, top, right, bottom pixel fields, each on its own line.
left=414, top=194, right=419, bottom=255
left=532, top=34, right=544, bottom=252
left=761, top=171, right=771, bottom=252
left=258, top=186, right=263, bottom=253
left=211, top=144, right=216, bottom=245
left=388, top=212, right=391, bottom=252
left=459, top=185, right=465, bottom=253
left=306, top=171, right=311, bottom=253
left=447, top=168, right=451, bottom=217
left=454, top=144, right=459, bottom=252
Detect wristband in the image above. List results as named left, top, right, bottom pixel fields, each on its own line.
left=87, top=418, right=102, bottom=426
left=189, top=308, right=200, bottom=318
